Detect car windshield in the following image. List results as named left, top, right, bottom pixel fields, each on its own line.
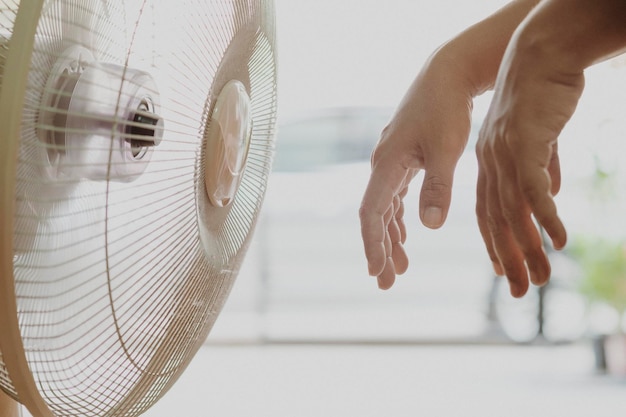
left=272, top=107, right=392, bottom=172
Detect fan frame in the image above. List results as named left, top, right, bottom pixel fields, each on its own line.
left=0, top=2, right=278, bottom=417
left=0, top=2, right=56, bottom=416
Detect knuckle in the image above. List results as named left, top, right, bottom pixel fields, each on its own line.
left=370, top=146, right=379, bottom=166
left=383, top=207, right=393, bottom=224
left=358, top=204, right=368, bottom=221
left=422, top=175, right=450, bottom=196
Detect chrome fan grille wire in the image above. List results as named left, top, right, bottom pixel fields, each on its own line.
left=0, top=1, right=277, bottom=416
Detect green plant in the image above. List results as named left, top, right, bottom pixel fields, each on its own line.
left=571, top=237, right=626, bottom=325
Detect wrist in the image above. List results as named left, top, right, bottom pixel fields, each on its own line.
left=429, top=41, right=484, bottom=98
left=431, top=0, right=542, bottom=97
left=513, top=0, right=626, bottom=72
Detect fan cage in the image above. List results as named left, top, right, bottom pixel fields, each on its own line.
left=0, top=1, right=277, bottom=416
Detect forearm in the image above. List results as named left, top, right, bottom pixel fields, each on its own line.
left=435, top=0, right=541, bottom=96
left=513, top=0, right=626, bottom=72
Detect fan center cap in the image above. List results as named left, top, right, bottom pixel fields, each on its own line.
left=204, top=80, right=252, bottom=207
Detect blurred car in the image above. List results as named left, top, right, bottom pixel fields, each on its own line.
left=267, top=107, right=390, bottom=217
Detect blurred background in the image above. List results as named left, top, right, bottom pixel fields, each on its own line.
left=145, top=0, right=626, bottom=416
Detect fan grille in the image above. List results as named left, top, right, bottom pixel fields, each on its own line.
left=1, top=1, right=277, bottom=416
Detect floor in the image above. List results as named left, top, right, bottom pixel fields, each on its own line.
left=139, top=341, right=626, bottom=417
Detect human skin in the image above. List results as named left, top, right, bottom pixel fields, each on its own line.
left=359, top=0, right=540, bottom=290
left=476, top=0, right=626, bottom=297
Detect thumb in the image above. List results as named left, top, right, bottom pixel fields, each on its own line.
left=419, top=157, right=457, bottom=229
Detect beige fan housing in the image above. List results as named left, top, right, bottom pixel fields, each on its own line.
left=0, top=1, right=277, bottom=416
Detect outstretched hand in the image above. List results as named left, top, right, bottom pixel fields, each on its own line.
left=359, top=53, right=473, bottom=289
left=360, top=0, right=626, bottom=295
left=475, top=0, right=626, bottom=297
left=358, top=0, right=546, bottom=290
left=475, top=27, right=585, bottom=297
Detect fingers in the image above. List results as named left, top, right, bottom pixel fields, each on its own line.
left=376, top=208, right=396, bottom=290
left=475, top=160, right=504, bottom=275
left=496, top=163, right=550, bottom=293
left=361, top=145, right=459, bottom=289
left=376, top=257, right=397, bottom=290
left=360, top=156, right=414, bottom=289
left=389, top=196, right=409, bottom=275
left=517, top=158, right=567, bottom=250
left=476, top=169, right=566, bottom=297
left=476, top=132, right=565, bottom=298
left=477, top=143, right=530, bottom=297
left=498, top=181, right=551, bottom=289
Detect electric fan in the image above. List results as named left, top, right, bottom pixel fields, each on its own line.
left=0, top=1, right=277, bottom=416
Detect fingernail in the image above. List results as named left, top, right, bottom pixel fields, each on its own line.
left=423, top=206, right=443, bottom=228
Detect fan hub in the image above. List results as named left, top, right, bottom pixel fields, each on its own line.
left=204, top=80, right=253, bottom=207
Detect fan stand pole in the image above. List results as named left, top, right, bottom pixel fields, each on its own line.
left=0, top=389, right=19, bottom=417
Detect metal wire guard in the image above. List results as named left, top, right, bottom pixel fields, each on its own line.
left=0, top=1, right=277, bottom=416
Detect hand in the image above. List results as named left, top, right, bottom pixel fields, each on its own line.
left=359, top=0, right=545, bottom=290
left=360, top=51, right=473, bottom=289
left=475, top=28, right=585, bottom=297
